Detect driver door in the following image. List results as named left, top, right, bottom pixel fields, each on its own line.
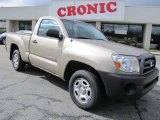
left=29, top=19, right=63, bottom=75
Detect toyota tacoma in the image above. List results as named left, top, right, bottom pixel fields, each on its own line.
left=6, top=16, right=159, bottom=110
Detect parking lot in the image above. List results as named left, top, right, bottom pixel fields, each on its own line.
left=0, top=45, right=160, bottom=120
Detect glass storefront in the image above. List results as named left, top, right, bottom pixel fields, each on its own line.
left=0, top=20, right=6, bottom=34
left=0, top=28, right=6, bottom=34
left=151, top=26, right=160, bottom=50
left=19, top=21, right=32, bottom=31
left=101, top=23, right=144, bottom=48
left=85, top=22, right=96, bottom=27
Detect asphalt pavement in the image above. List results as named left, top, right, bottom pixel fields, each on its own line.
left=0, top=45, right=160, bottom=120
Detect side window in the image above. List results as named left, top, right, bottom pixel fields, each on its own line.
left=37, top=19, right=60, bottom=37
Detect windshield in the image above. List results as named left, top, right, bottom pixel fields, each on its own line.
left=62, top=20, right=107, bottom=41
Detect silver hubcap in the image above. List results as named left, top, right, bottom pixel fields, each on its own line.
left=13, top=53, right=19, bottom=68
left=73, top=78, right=92, bottom=104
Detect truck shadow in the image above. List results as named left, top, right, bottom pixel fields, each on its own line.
left=23, top=65, right=68, bottom=92
left=22, top=65, right=160, bottom=119
left=89, top=86, right=160, bottom=119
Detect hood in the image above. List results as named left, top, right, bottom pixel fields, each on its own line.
left=103, top=41, right=147, bottom=56
left=74, top=39, right=147, bottom=56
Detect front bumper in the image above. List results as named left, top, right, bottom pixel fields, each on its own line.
left=99, top=68, right=159, bottom=100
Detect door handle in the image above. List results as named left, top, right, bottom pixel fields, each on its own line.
left=32, top=40, right=37, bottom=44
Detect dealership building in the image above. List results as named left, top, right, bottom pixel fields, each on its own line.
left=0, top=0, right=160, bottom=50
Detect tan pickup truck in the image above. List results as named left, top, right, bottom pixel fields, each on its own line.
left=6, top=16, right=159, bottom=110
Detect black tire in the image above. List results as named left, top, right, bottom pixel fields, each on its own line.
left=12, top=49, right=25, bottom=71
left=69, top=70, right=102, bottom=110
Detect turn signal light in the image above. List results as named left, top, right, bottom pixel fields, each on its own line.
left=114, top=61, right=121, bottom=69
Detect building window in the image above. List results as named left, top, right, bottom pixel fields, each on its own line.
left=0, top=20, right=6, bottom=33
left=0, top=20, right=5, bottom=22
left=85, top=22, right=96, bottom=27
left=19, top=21, right=32, bottom=31
left=151, top=26, right=160, bottom=50
left=101, top=23, right=144, bottom=48
left=114, top=24, right=128, bottom=40
left=128, top=25, right=143, bottom=42
left=0, top=28, right=6, bottom=34
left=101, top=24, right=114, bottom=38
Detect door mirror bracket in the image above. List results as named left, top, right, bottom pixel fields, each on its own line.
left=59, top=34, right=64, bottom=41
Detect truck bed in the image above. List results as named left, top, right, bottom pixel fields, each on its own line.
left=6, top=32, right=32, bottom=62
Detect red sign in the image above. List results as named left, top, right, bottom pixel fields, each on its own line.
left=57, top=2, right=117, bottom=17
left=51, top=0, right=125, bottom=21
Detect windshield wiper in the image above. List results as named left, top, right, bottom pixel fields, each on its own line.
left=95, top=38, right=107, bottom=41
left=74, top=37, right=106, bottom=41
left=74, top=37, right=91, bottom=39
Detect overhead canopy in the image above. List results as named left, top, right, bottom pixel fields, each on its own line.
left=0, top=0, right=160, bottom=25
left=0, top=0, right=160, bottom=7
left=0, top=6, right=49, bottom=20
left=127, top=0, right=160, bottom=6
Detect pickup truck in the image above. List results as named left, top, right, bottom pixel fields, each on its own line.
left=6, top=16, right=159, bottom=110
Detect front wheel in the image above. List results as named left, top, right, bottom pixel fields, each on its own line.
left=69, top=70, right=102, bottom=110
left=12, top=49, right=25, bottom=71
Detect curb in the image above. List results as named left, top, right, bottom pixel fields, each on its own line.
left=151, top=52, right=160, bottom=56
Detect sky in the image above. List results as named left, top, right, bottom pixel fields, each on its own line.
left=127, top=0, right=160, bottom=6
left=0, top=0, right=51, bottom=7
left=0, top=0, right=160, bottom=7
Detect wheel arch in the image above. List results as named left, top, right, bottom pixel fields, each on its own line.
left=64, top=60, right=107, bottom=95
left=10, top=43, right=19, bottom=60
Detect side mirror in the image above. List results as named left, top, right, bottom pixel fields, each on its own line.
left=46, top=29, right=63, bottom=40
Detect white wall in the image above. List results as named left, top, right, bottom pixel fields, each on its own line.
left=13, top=21, right=19, bottom=32
left=97, top=6, right=160, bottom=25
left=143, top=24, right=152, bottom=49
left=0, top=21, right=6, bottom=28
left=125, top=6, right=160, bottom=24
left=0, top=6, right=49, bottom=20
left=6, top=20, right=13, bottom=32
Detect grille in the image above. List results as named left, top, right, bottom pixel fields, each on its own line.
left=142, top=57, right=156, bottom=74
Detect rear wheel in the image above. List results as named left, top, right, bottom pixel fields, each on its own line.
left=69, top=70, right=102, bottom=110
left=12, top=49, right=25, bottom=71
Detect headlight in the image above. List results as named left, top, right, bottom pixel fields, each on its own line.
left=112, top=54, right=140, bottom=73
